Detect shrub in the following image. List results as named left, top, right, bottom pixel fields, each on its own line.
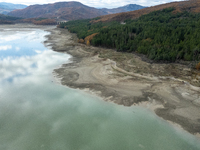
left=196, top=62, right=200, bottom=70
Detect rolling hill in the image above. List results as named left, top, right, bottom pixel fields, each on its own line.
left=8, top=1, right=145, bottom=21
left=0, top=14, right=22, bottom=24
left=92, top=0, right=200, bottom=23
left=59, top=0, right=200, bottom=63
left=0, top=2, right=27, bottom=14
left=101, top=4, right=146, bottom=14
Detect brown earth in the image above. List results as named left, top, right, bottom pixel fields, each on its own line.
left=46, top=28, right=200, bottom=137
left=8, top=1, right=145, bottom=21
left=8, top=2, right=108, bottom=20
left=92, top=0, right=200, bottom=23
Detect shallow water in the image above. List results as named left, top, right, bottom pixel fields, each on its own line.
left=0, top=25, right=200, bottom=150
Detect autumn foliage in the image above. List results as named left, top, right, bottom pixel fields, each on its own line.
left=85, top=40, right=90, bottom=46
left=77, top=33, right=98, bottom=46
left=33, top=19, right=57, bottom=25
left=92, top=0, right=200, bottom=23
left=78, top=39, right=85, bottom=43
left=83, top=33, right=98, bottom=46
left=196, top=62, right=200, bottom=70
left=16, top=18, right=57, bottom=25
left=7, top=2, right=108, bottom=21
left=84, top=33, right=98, bottom=42
left=60, top=7, right=200, bottom=62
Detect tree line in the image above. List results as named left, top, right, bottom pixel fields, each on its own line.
left=0, top=14, right=57, bottom=25
left=0, top=14, right=21, bottom=24
left=59, top=7, right=200, bottom=62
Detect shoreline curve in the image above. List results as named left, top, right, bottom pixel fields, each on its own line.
left=46, top=27, right=200, bottom=138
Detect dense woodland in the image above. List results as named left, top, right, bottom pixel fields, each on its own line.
left=0, top=14, right=21, bottom=24
left=0, top=14, right=57, bottom=25
left=59, top=8, right=200, bottom=62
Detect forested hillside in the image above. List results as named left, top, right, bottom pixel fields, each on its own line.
left=92, top=0, right=200, bottom=23
left=59, top=7, right=200, bottom=62
left=8, top=2, right=145, bottom=21
left=0, top=14, right=21, bottom=24
left=0, top=14, right=56, bottom=25
left=8, top=2, right=107, bottom=20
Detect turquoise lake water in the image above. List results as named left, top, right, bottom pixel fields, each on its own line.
left=0, top=26, right=200, bottom=150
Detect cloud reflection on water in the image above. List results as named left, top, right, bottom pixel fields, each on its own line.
left=0, top=26, right=200, bottom=150
left=0, top=50, right=70, bottom=84
left=0, top=45, right=12, bottom=51
left=0, top=28, right=71, bottom=85
left=0, top=29, right=50, bottom=58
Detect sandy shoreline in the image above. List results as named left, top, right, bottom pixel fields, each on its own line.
left=45, top=27, right=200, bottom=137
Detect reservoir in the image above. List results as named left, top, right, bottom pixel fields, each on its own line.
left=0, top=25, right=200, bottom=150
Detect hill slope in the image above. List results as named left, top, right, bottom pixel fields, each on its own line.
left=93, top=0, right=200, bottom=23
left=101, top=4, right=146, bottom=14
left=0, top=14, right=21, bottom=24
left=8, top=2, right=106, bottom=20
left=0, top=2, right=27, bottom=14
left=59, top=0, right=200, bottom=63
left=8, top=1, right=145, bottom=20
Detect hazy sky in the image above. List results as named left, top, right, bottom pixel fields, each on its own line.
left=0, top=0, right=183, bottom=8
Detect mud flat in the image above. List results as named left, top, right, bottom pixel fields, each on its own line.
left=46, top=28, right=200, bottom=137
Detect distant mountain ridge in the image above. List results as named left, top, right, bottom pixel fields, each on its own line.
left=101, top=4, right=146, bottom=14
left=0, top=2, right=27, bottom=14
left=92, top=0, right=200, bottom=23
left=8, top=1, right=146, bottom=21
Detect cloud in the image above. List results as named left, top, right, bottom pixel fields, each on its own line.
left=15, top=47, right=20, bottom=51
left=0, top=45, right=12, bottom=51
left=35, top=50, right=42, bottom=53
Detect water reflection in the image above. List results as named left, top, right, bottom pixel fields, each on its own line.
left=0, top=50, right=69, bottom=83
left=0, top=29, right=49, bottom=58
left=0, top=28, right=70, bottom=83
left=0, top=26, right=200, bottom=150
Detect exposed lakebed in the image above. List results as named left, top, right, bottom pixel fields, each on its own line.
left=0, top=24, right=200, bottom=150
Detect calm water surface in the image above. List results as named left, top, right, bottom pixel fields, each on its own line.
left=0, top=25, right=200, bottom=150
